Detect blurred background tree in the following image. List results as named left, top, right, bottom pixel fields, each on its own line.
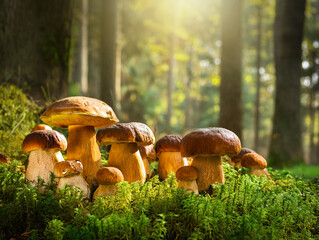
left=1, top=0, right=318, bottom=168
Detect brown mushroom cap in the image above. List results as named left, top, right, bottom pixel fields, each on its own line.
left=40, top=96, right=119, bottom=128
left=176, top=166, right=199, bottom=181
left=22, top=130, right=67, bottom=152
left=31, top=124, right=52, bottom=132
left=96, top=122, right=155, bottom=146
left=155, top=135, right=182, bottom=154
left=241, top=153, right=267, bottom=169
left=231, top=147, right=255, bottom=163
left=181, top=127, right=241, bottom=157
left=54, top=160, right=83, bottom=177
left=0, top=153, right=9, bottom=164
left=96, top=167, right=124, bottom=185
left=139, top=145, right=156, bottom=162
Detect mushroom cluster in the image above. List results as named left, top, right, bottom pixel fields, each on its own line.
left=20, top=95, right=272, bottom=201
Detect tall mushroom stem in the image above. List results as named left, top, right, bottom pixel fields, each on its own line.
left=107, top=143, right=146, bottom=183
left=158, top=152, right=188, bottom=180
left=178, top=180, right=199, bottom=194
left=191, top=156, right=225, bottom=192
left=66, top=125, right=101, bottom=186
left=26, top=149, right=64, bottom=185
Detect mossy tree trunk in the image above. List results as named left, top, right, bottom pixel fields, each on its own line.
left=268, top=0, right=306, bottom=167
left=0, top=0, right=74, bottom=101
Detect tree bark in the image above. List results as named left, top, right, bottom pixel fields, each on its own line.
left=0, top=0, right=73, bottom=101
left=219, top=0, right=243, bottom=140
left=100, top=0, right=121, bottom=115
left=81, top=0, right=89, bottom=96
left=268, top=0, right=306, bottom=167
left=254, top=5, right=262, bottom=152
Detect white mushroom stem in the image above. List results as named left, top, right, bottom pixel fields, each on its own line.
left=158, top=152, right=188, bottom=180
left=66, top=125, right=101, bottom=187
left=178, top=180, right=199, bottom=194
left=26, top=149, right=64, bottom=186
left=190, top=155, right=224, bottom=192
left=57, top=174, right=90, bottom=198
left=250, top=168, right=270, bottom=179
left=93, top=185, right=118, bottom=200
left=107, top=143, right=146, bottom=183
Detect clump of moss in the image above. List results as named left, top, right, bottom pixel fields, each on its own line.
left=0, top=84, right=41, bottom=162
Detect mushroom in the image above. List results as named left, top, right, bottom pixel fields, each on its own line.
left=231, top=147, right=255, bottom=168
left=139, top=144, right=156, bottom=180
left=176, top=166, right=199, bottom=194
left=54, top=160, right=90, bottom=198
left=0, top=153, right=9, bottom=164
left=22, top=130, right=67, bottom=186
left=93, top=167, right=124, bottom=200
left=181, top=127, right=241, bottom=192
left=31, top=124, right=52, bottom=132
left=96, top=122, right=155, bottom=184
left=155, top=135, right=188, bottom=180
left=241, top=153, right=270, bottom=179
left=40, top=96, right=118, bottom=187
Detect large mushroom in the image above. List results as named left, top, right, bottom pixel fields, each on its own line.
left=176, top=166, right=199, bottom=194
left=241, top=153, right=270, bottom=179
left=181, top=127, right=241, bottom=192
left=40, top=96, right=118, bottom=187
left=139, top=144, right=156, bottom=179
left=54, top=160, right=90, bottom=198
left=155, top=135, right=188, bottom=180
left=231, top=147, right=255, bottom=168
left=22, top=130, right=67, bottom=186
left=96, top=122, right=155, bottom=184
left=93, top=167, right=124, bottom=200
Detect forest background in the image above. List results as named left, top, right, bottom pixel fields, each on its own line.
left=0, top=0, right=318, bottom=169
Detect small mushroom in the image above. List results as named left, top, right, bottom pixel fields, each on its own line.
left=54, top=160, right=90, bottom=198
left=31, top=124, right=52, bottom=132
left=0, top=153, right=9, bottom=164
left=155, top=135, right=188, bottom=180
left=181, top=128, right=241, bottom=192
left=241, top=153, right=270, bottom=179
left=97, top=122, right=155, bottom=183
left=40, top=96, right=118, bottom=187
left=93, top=167, right=124, bottom=200
left=176, top=166, right=199, bottom=194
left=231, top=147, right=255, bottom=167
left=22, top=130, right=67, bottom=186
left=139, top=144, right=156, bottom=180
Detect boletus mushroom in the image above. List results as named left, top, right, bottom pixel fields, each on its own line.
left=241, top=153, right=270, bottom=179
left=40, top=96, right=118, bottom=187
left=22, top=130, right=67, bottom=186
left=139, top=144, right=156, bottom=180
left=176, top=166, right=199, bottom=194
left=181, top=127, right=241, bottom=192
left=155, top=135, right=188, bottom=180
left=0, top=153, right=9, bottom=164
left=54, top=160, right=90, bottom=198
left=93, top=167, right=124, bottom=200
left=31, top=124, right=52, bottom=132
left=231, top=147, right=255, bottom=168
left=96, top=122, right=155, bottom=184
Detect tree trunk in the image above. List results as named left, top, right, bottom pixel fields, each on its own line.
left=0, top=0, right=73, bottom=101
left=254, top=5, right=262, bottom=152
left=219, top=0, right=243, bottom=140
left=100, top=0, right=121, bottom=115
left=184, top=46, right=194, bottom=132
left=268, top=0, right=306, bottom=167
left=81, top=0, right=89, bottom=96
